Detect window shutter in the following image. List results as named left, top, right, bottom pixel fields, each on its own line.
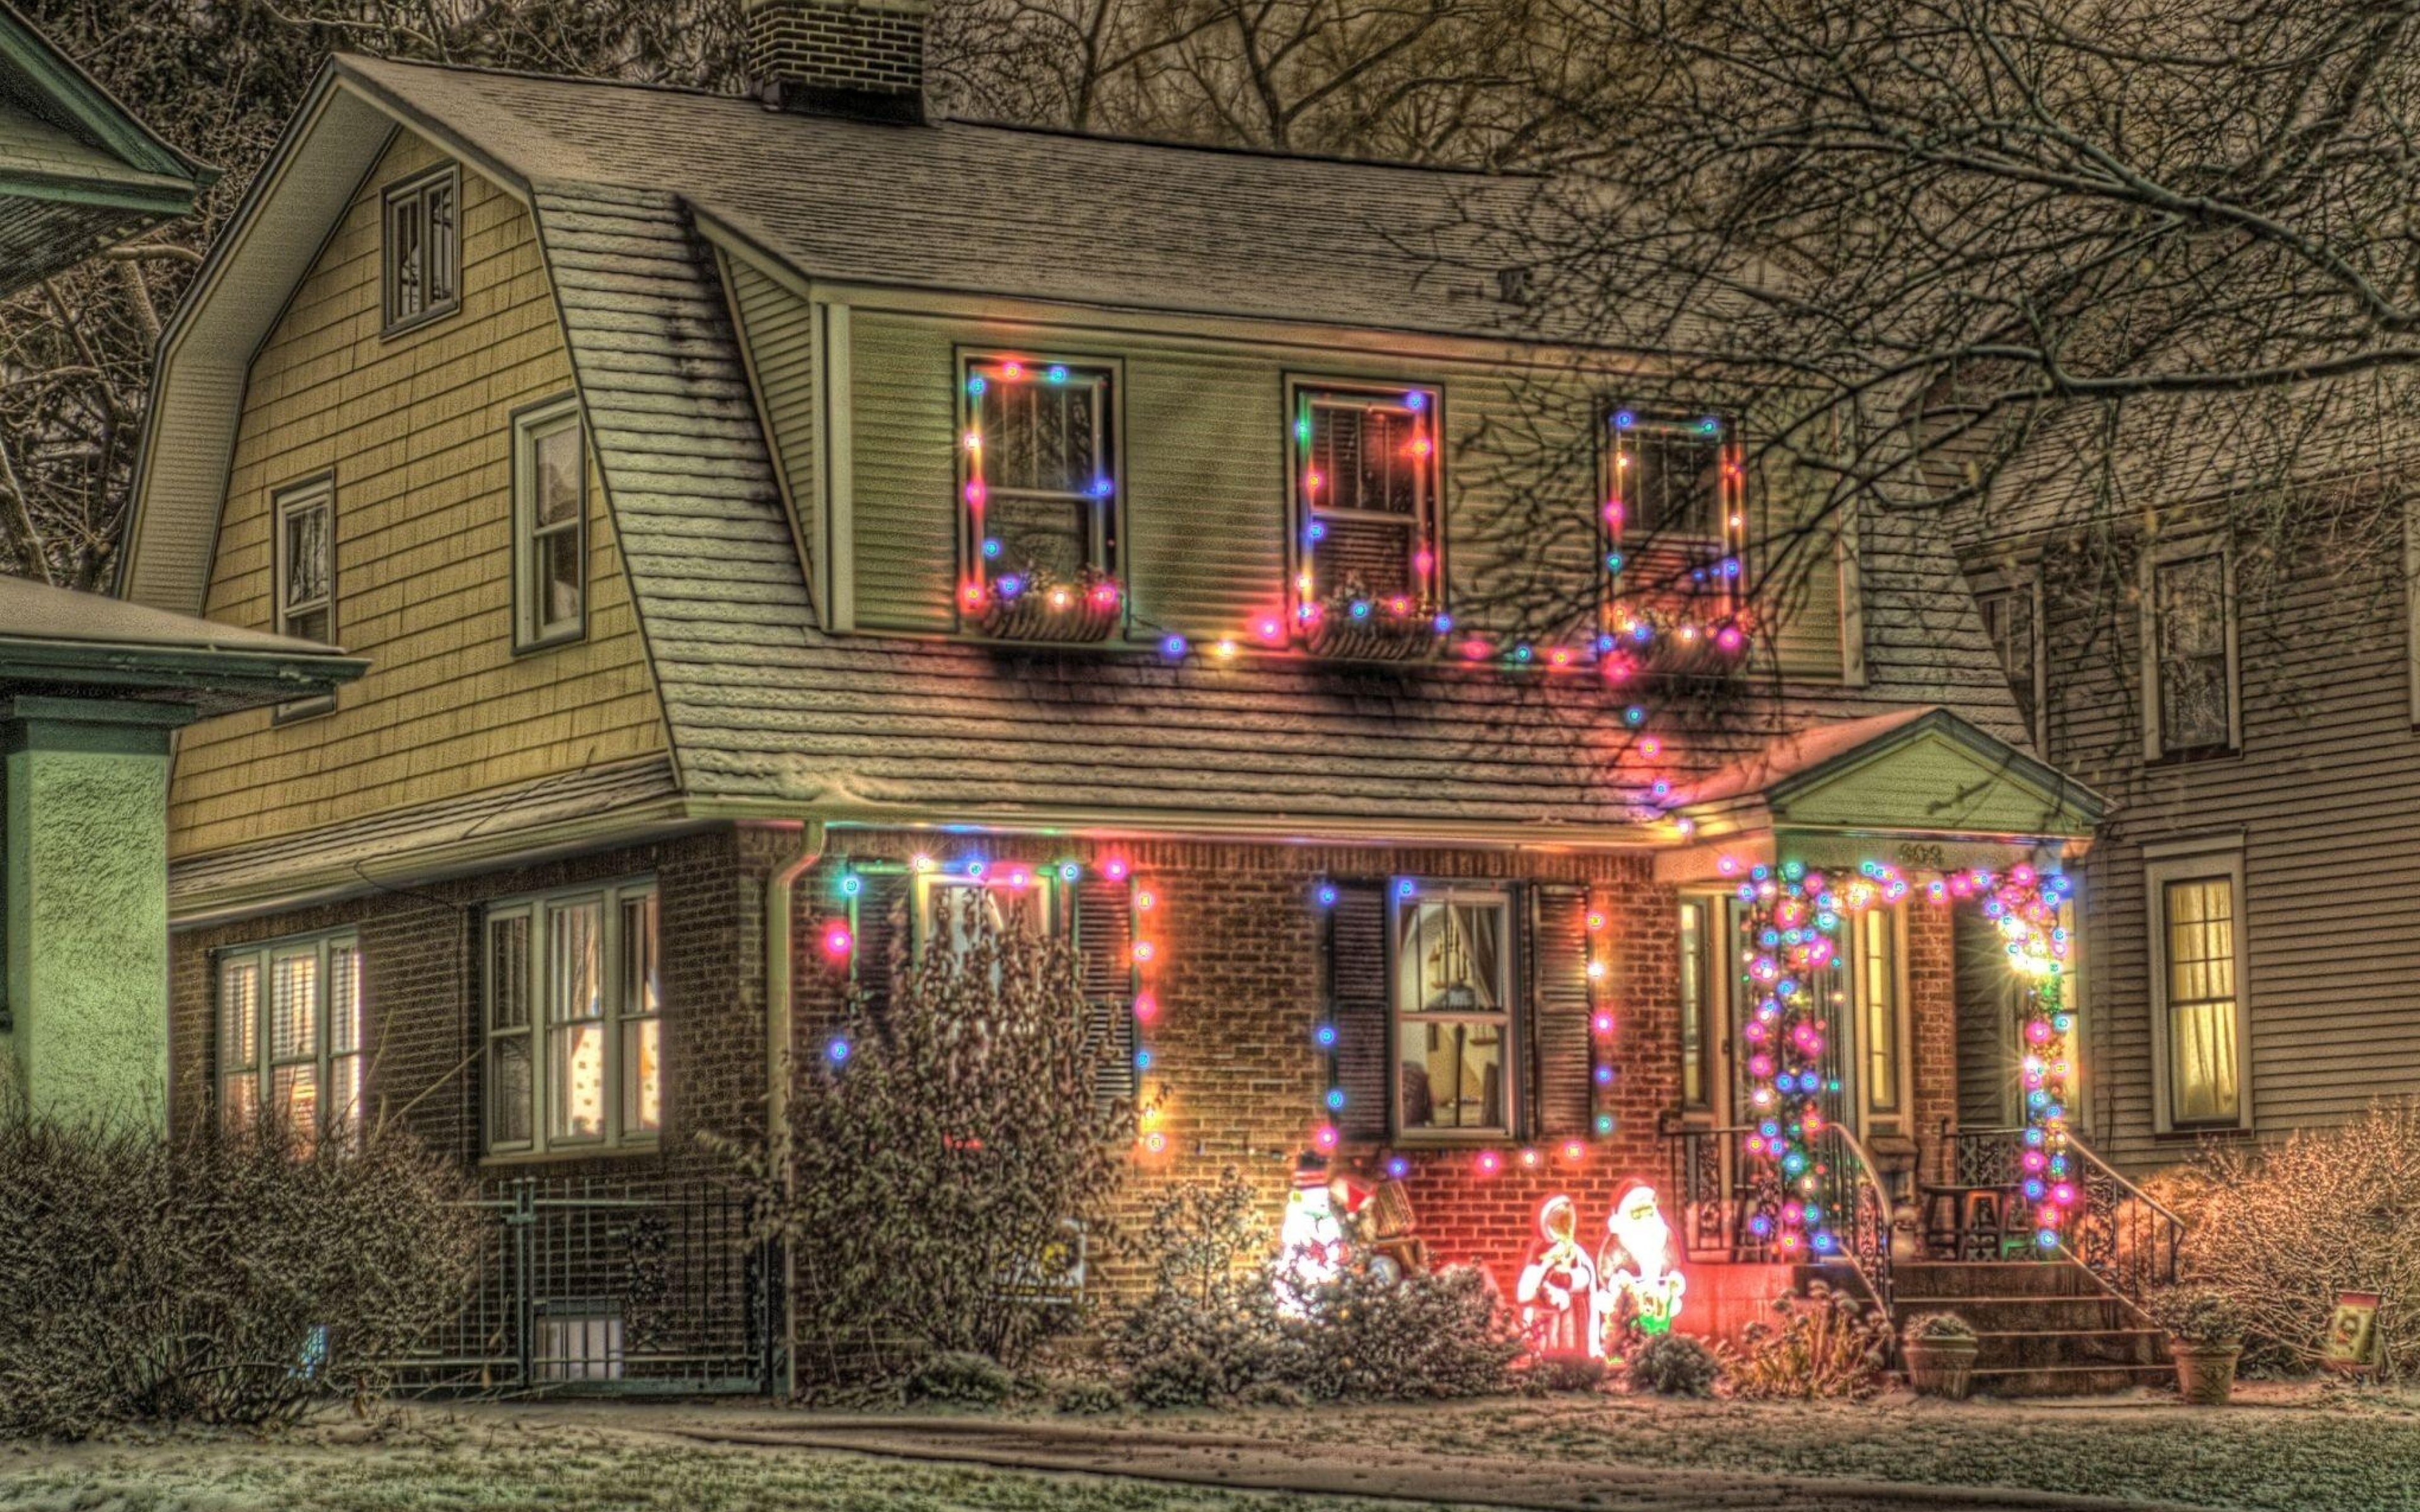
left=1326, top=879, right=1391, bottom=1143
left=1075, top=878, right=1139, bottom=1113
left=1528, top=883, right=1595, bottom=1139
left=849, top=870, right=913, bottom=1022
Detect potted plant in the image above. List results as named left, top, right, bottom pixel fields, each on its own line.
left=2150, top=1285, right=2244, bottom=1406
left=1901, top=1312, right=1980, bottom=1400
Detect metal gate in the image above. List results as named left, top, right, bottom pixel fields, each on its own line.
left=388, top=1175, right=778, bottom=1395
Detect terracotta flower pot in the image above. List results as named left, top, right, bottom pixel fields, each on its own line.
left=2170, top=1342, right=2241, bottom=1406
left=1903, top=1337, right=1980, bottom=1400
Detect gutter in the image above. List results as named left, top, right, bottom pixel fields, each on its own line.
left=763, top=818, right=826, bottom=1402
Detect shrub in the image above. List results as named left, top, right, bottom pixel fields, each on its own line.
left=1627, top=1334, right=1720, bottom=1397
left=1286, top=1263, right=1526, bottom=1401
left=737, top=888, right=1136, bottom=1380
left=2148, top=1285, right=2244, bottom=1348
left=1110, top=1170, right=1298, bottom=1401
left=1128, top=1344, right=1225, bottom=1409
left=1903, top=1312, right=1978, bottom=1344
left=904, top=1350, right=1016, bottom=1405
left=1524, top=1354, right=1609, bottom=1394
left=1051, top=1377, right=1125, bottom=1415
left=0, top=1114, right=478, bottom=1438
left=2156, top=1100, right=2420, bottom=1378
left=1721, top=1283, right=1892, bottom=1400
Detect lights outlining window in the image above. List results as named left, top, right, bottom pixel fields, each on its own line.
left=1289, top=381, right=1444, bottom=643
left=217, top=932, right=363, bottom=1148
left=512, top=396, right=586, bottom=650
left=1600, top=410, right=1749, bottom=663
left=2148, top=547, right=2235, bottom=757
left=383, top=164, right=459, bottom=333
left=1391, top=885, right=1514, bottom=1137
left=485, top=879, right=659, bottom=1155
left=958, top=355, right=1122, bottom=636
left=913, top=871, right=1061, bottom=959
left=2158, top=874, right=2242, bottom=1130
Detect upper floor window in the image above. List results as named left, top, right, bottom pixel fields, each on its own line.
left=2146, top=844, right=2248, bottom=1132
left=1603, top=410, right=1745, bottom=639
left=218, top=932, right=363, bottom=1148
left=383, top=165, right=460, bottom=333
left=485, top=879, right=659, bottom=1156
left=1291, top=381, right=1444, bottom=645
left=1976, top=576, right=2043, bottom=743
left=959, top=355, right=1122, bottom=639
left=513, top=397, right=586, bottom=650
left=1392, top=885, right=1514, bottom=1138
left=274, top=477, right=336, bottom=717
left=2146, top=544, right=2236, bottom=758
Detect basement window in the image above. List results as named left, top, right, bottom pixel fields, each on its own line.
left=383, top=164, right=460, bottom=333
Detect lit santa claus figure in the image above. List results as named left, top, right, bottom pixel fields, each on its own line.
left=1516, top=1194, right=1598, bottom=1357
left=1594, top=1181, right=1685, bottom=1355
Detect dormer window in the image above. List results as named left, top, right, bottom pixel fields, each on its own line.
left=957, top=355, right=1123, bottom=641
left=383, top=165, right=460, bottom=334
left=1289, top=380, right=1444, bottom=658
left=1602, top=410, right=1748, bottom=659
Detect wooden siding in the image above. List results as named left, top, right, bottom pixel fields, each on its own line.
left=722, top=251, right=819, bottom=610
left=2019, top=517, right=2420, bottom=1171
left=169, top=132, right=668, bottom=859
left=742, top=294, right=1848, bottom=675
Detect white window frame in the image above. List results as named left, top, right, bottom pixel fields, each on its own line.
left=2140, top=537, right=2240, bottom=761
left=1973, top=568, right=2047, bottom=751
left=1286, top=377, right=1447, bottom=624
left=483, top=878, right=660, bottom=1157
left=1388, top=882, right=1519, bottom=1142
left=2144, top=835, right=2252, bottom=1135
left=512, top=395, right=587, bottom=652
left=383, top=163, right=461, bottom=334
left=955, top=351, right=1124, bottom=616
left=272, top=475, right=337, bottom=718
left=216, top=931, right=364, bottom=1145
left=912, top=872, right=1064, bottom=956
left=1852, top=905, right=1911, bottom=1135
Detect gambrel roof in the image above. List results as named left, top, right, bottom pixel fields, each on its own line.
left=127, top=56, right=2032, bottom=864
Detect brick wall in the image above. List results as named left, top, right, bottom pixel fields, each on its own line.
left=745, top=0, right=926, bottom=113
left=169, top=826, right=793, bottom=1178
left=1906, top=900, right=1961, bottom=1184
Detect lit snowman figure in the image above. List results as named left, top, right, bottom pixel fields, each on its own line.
left=1276, top=1157, right=1348, bottom=1314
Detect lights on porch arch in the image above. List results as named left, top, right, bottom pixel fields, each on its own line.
left=1729, top=854, right=2077, bottom=1258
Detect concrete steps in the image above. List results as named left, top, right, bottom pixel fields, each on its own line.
left=1891, top=1259, right=2174, bottom=1398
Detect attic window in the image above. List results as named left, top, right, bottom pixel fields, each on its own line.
left=957, top=355, right=1124, bottom=642
left=383, top=165, right=460, bottom=333
left=1289, top=380, right=1444, bottom=658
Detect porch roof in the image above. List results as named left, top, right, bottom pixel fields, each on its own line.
left=1669, top=706, right=2109, bottom=852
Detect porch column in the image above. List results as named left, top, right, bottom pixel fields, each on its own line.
left=0, top=696, right=192, bottom=1128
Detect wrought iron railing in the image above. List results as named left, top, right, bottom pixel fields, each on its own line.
left=384, top=1174, right=778, bottom=1397
left=1662, top=1121, right=1893, bottom=1322
left=2063, top=1135, right=2185, bottom=1310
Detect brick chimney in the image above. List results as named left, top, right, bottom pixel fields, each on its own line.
left=745, top=0, right=930, bottom=124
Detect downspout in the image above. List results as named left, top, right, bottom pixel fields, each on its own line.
left=764, top=818, right=826, bottom=1401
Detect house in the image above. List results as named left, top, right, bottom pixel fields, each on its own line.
left=1958, top=381, right=2420, bottom=1172
left=118, top=0, right=2142, bottom=1392
left=0, top=4, right=359, bottom=1125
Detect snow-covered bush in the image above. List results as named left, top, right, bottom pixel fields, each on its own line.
left=2155, top=1102, right=2420, bottom=1377
left=1720, top=1281, right=1891, bottom=1399
left=1627, top=1333, right=1720, bottom=1396
left=740, top=888, right=1135, bottom=1382
left=904, top=1349, right=1017, bottom=1404
left=1111, top=1169, right=1298, bottom=1400
left=1285, top=1262, right=1526, bottom=1400
left=0, top=1114, right=476, bottom=1437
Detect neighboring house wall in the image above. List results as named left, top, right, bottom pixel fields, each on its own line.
left=170, top=130, right=668, bottom=859
left=1978, top=515, right=2419, bottom=1170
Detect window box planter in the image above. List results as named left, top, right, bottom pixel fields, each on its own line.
left=976, top=578, right=1123, bottom=644
left=1302, top=606, right=1440, bottom=662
